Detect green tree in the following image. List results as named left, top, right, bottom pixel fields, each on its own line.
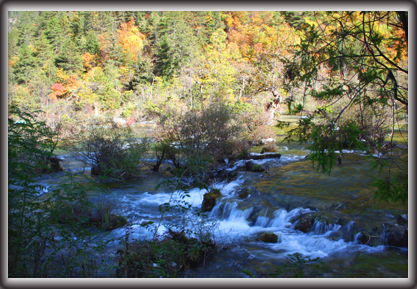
left=13, top=44, right=38, bottom=84
left=154, top=12, right=197, bottom=80
left=54, top=38, right=83, bottom=73
left=284, top=11, right=408, bottom=203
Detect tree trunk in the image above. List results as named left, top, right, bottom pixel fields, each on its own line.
left=264, top=90, right=281, bottom=124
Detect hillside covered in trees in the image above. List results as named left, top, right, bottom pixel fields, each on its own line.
left=8, top=11, right=408, bottom=139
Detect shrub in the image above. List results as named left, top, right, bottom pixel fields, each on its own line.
left=8, top=105, right=62, bottom=176
left=66, top=118, right=149, bottom=180
left=239, top=109, right=276, bottom=145
left=269, top=253, right=323, bottom=278
left=116, top=230, right=216, bottom=278
left=158, top=103, right=243, bottom=163
left=50, top=184, right=127, bottom=232
left=151, top=140, right=179, bottom=172
left=8, top=107, right=121, bottom=277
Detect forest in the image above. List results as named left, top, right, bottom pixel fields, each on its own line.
left=8, top=11, right=408, bottom=280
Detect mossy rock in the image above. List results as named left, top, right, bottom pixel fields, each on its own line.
left=313, top=211, right=343, bottom=225
left=202, top=189, right=223, bottom=212
left=261, top=147, right=277, bottom=154
left=245, top=161, right=265, bottom=172
left=386, top=227, right=408, bottom=247
left=237, top=187, right=250, bottom=199
left=257, top=232, right=279, bottom=243
left=294, top=216, right=314, bottom=233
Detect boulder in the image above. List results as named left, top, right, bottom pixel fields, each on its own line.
left=397, top=214, right=408, bottom=225
left=105, top=214, right=128, bottom=231
left=386, top=227, right=408, bottom=247
left=355, top=232, right=383, bottom=247
left=215, top=169, right=239, bottom=182
left=202, top=189, right=223, bottom=212
left=294, top=216, right=314, bottom=233
left=249, top=153, right=281, bottom=160
left=237, top=187, right=250, bottom=199
left=257, top=232, right=279, bottom=243
left=245, top=161, right=265, bottom=172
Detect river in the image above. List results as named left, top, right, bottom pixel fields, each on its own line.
left=32, top=121, right=408, bottom=279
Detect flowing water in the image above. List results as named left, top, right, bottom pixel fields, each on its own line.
left=34, top=123, right=408, bottom=278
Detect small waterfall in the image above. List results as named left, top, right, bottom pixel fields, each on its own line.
left=229, top=206, right=254, bottom=221
left=309, top=221, right=342, bottom=236
left=254, top=209, right=269, bottom=227
left=380, top=224, right=389, bottom=246
left=254, top=216, right=270, bottom=227
left=353, top=232, right=362, bottom=243
left=267, top=209, right=289, bottom=228
left=221, top=202, right=238, bottom=219
left=343, top=220, right=356, bottom=241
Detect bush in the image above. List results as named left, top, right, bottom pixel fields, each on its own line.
left=66, top=118, right=149, bottom=180
left=116, top=229, right=216, bottom=278
left=158, top=104, right=243, bottom=162
left=8, top=105, right=62, bottom=176
left=238, top=109, right=276, bottom=145
left=50, top=183, right=127, bottom=231
left=151, top=140, right=180, bottom=172
left=8, top=107, right=123, bottom=277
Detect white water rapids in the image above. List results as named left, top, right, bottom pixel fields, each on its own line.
left=29, top=148, right=408, bottom=279
left=72, top=154, right=388, bottom=262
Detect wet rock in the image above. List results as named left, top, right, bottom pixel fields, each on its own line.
left=397, top=214, right=408, bottom=224
left=355, top=230, right=380, bottom=247
left=294, top=216, right=314, bottom=233
left=245, top=161, right=265, bottom=172
left=257, top=232, right=279, bottom=243
left=355, top=223, right=408, bottom=247
left=314, top=211, right=344, bottom=225
left=215, top=169, right=239, bottom=182
left=386, top=227, right=408, bottom=247
left=236, top=187, right=278, bottom=224
left=237, top=187, right=250, bottom=199
left=202, top=189, right=223, bottom=212
left=356, top=232, right=372, bottom=245
left=250, top=153, right=281, bottom=160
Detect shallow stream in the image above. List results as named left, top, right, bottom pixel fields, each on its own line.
left=34, top=123, right=408, bottom=278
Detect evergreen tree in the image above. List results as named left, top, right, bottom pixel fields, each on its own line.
left=54, top=38, right=83, bottom=73
left=154, top=11, right=197, bottom=80
left=13, top=44, right=38, bottom=84
left=85, top=31, right=101, bottom=55
left=15, top=11, right=39, bottom=47
left=43, top=12, right=66, bottom=54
